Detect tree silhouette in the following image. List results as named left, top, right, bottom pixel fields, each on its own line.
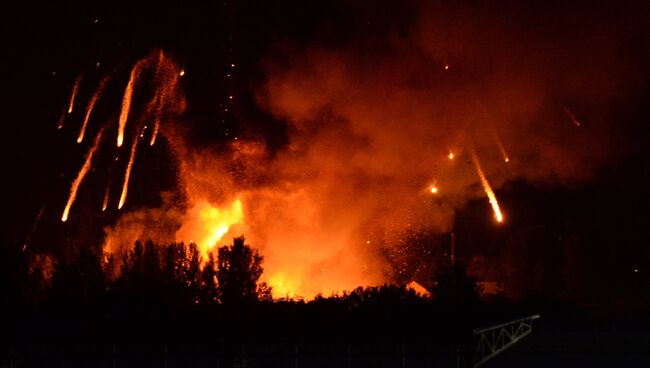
left=216, top=236, right=266, bottom=304
left=432, top=263, right=480, bottom=305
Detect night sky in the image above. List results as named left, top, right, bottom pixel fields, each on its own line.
left=2, top=0, right=649, bottom=301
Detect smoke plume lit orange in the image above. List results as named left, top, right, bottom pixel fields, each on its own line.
left=97, top=2, right=645, bottom=299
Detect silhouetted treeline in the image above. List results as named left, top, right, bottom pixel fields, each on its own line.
left=0, top=236, right=506, bottom=341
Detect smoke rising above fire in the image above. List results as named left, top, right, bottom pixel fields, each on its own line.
left=93, top=1, right=647, bottom=298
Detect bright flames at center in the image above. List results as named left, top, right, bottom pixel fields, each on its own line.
left=178, top=199, right=244, bottom=258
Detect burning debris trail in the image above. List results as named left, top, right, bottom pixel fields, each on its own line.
left=61, top=127, right=106, bottom=222
left=117, top=66, right=139, bottom=148
left=78, top=77, right=109, bottom=143
left=23, top=204, right=46, bottom=250
left=118, top=134, right=140, bottom=209
left=149, top=94, right=163, bottom=146
left=492, top=129, right=510, bottom=163
left=471, top=149, right=504, bottom=223
left=563, top=105, right=582, bottom=127
left=67, top=72, right=83, bottom=114
left=102, top=157, right=118, bottom=212
left=102, top=181, right=111, bottom=212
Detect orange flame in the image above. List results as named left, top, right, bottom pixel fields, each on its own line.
left=176, top=198, right=244, bottom=258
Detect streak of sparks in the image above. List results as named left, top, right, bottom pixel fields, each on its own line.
left=492, top=129, right=510, bottom=163
left=67, top=72, right=83, bottom=114
left=563, top=105, right=582, bottom=127
left=117, top=66, right=139, bottom=147
left=62, top=127, right=105, bottom=222
left=78, top=77, right=108, bottom=143
left=57, top=106, right=66, bottom=130
left=471, top=150, right=504, bottom=223
left=102, top=183, right=110, bottom=212
left=23, top=204, right=46, bottom=250
left=149, top=93, right=164, bottom=146
left=118, top=134, right=140, bottom=209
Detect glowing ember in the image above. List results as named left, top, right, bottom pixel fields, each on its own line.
left=62, top=127, right=105, bottom=222
left=471, top=150, right=504, bottom=223
left=448, top=151, right=454, bottom=160
left=430, top=186, right=438, bottom=194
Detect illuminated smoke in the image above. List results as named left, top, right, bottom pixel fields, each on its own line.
left=118, top=134, right=140, bottom=210
left=62, top=127, right=105, bottom=222
left=471, top=150, right=504, bottom=223
left=78, top=77, right=109, bottom=143
left=96, top=0, right=644, bottom=298
left=117, top=65, right=139, bottom=147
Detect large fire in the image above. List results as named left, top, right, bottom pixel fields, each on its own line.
left=57, top=0, right=635, bottom=300
left=176, top=198, right=244, bottom=258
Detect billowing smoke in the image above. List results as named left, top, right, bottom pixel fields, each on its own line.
left=103, top=1, right=648, bottom=298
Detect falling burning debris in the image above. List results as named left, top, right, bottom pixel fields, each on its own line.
left=492, top=129, right=510, bottom=163
left=23, top=204, right=46, bottom=250
left=102, top=183, right=110, bottom=212
left=56, top=106, right=67, bottom=130
left=67, top=72, right=83, bottom=114
left=563, top=105, right=582, bottom=127
left=117, top=65, right=139, bottom=147
left=62, top=127, right=105, bottom=222
left=78, top=77, right=109, bottom=143
left=118, top=134, right=140, bottom=210
left=471, top=150, right=504, bottom=223
left=102, top=158, right=118, bottom=212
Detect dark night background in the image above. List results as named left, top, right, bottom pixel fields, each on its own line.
left=1, top=0, right=650, bottom=366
